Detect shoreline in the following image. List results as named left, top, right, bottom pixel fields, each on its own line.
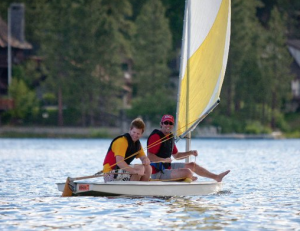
left=0, top=126, right=287, bottom=139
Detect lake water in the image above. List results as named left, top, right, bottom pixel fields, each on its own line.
left=0, top=138, right=300, bottom=230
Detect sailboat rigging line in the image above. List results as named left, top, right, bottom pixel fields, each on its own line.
left=107, top=134, right=175, bottom=172
left=67, top=170, right=140, bottom=183
left=100, top=115, right=212, bottom=175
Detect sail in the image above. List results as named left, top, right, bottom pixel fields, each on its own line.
left=176, top=0, right=231, bottom=138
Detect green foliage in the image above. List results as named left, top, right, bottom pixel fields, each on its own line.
left=127, top=91, right=176, bottom=123
left=271, top=0, right=300, bottom=38
left=260, top=7, right=294, bottom=128
left=284, top=130, right=300, bottom=138
left=245, top=121, right=272, bottom=134
left=42, top=93, right=56, bottom=106
left=219, top=0, right=296, bottom=133
left=12, top=60, right=48, bottom=90
left=210, top=114, right=244, bottom=134
left=285, top=112, right=300, bottom=132
left=24, top=107, right=80, bottom=126
left=221, top=0, right=264, bottom=118
left=211, top=115, right=274, bottom=134
left=6, top=79, right=38, bottom=123
left=90, top=129, right=111, bottom=138
left=31, top=0, right=134, bottom=126
left=131, top=0, right=173, bottom=122
left=273, top=110, right=290, bottom=132
left=161, top=0, right=185, bottom=49
left=133, top=0, right=172, bottom=91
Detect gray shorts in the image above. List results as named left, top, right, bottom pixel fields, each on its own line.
left=151, top=162, right=185, bottom=180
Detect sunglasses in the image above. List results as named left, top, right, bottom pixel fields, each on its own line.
left=162, top=121, right=174, bottom=125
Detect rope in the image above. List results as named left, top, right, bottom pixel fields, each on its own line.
left=100, top=117, right=201, bottom=174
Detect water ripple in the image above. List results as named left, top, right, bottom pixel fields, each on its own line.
left=0, top=138, right=300, bottom=230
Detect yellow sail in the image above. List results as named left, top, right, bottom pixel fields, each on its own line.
left=176, top=0, right=231, bottom=138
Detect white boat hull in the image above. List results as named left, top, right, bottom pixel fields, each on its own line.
left=57, top=181, right=222, bottom=196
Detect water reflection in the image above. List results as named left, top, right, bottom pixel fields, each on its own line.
left=165, top=197, right=221, bottom=230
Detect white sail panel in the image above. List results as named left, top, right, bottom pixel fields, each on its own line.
left=180, top=0, right=223, bottom=80
left=176, top=0, right=231, bottom=138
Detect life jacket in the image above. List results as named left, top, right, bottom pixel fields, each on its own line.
left=107, top=133, right=141, bottom=169
left=147, top=129, right=174, bottom=172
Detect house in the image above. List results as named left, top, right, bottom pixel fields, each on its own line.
left=287, top=39, right=300, bottom=111
left=0, top=3, right=32, bottom=111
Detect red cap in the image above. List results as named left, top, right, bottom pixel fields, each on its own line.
left=161, top=114, right=174, bottom=123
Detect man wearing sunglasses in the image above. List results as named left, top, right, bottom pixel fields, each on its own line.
left=147, top=114, right=230, bottom=182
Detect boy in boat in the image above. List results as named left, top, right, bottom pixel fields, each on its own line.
left=147, top=114, right=230, bottom=182
left=103, top=117, right=152, bottom=182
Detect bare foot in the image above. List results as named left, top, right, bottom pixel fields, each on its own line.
left=192, top=176, right=198, bottom=181
left=215, top=170, right=230, bottom=182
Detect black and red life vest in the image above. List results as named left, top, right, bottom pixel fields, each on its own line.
left=106, top=133, right=141, bottom=169
left=147, top=129, right=174, bottom=171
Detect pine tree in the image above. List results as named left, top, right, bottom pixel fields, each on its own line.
left=261, top=7, right=294, bottom=129
left=221, top=0, right=264, bottom=119
left=37, top=0, right=133, bottom=126
left=130, top=0, right=174, bottom=122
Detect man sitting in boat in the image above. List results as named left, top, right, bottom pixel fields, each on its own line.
left=103, top=118, right=152, bottom=182
left=147, top=114, right=230, bottom=182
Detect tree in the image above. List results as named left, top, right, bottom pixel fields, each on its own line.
left=130, top=0, right=174, bottom=122
left=260, top=7, right=294, bottom=129
left=36, top=0, right=133, bottom=126
left=161, top=0, right=185, bottom=50
left=6, top=79, right=38, bottom=123
left=220, top=0, right=264, bottom=118
left=86, top=0, right=134, bottom=126
left=258, top=0, right=300, bottom=38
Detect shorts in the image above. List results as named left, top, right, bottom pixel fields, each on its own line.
left=104, top=167, right=132, bottom=183
left=151, top=162, right=185, bottom=180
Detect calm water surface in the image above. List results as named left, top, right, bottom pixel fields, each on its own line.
left=0, top=138, right=300, bottom=230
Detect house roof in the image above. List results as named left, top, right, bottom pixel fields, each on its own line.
left=0, top=16, right=32, bottom=49
left=287, top=39, right=300, bottom=50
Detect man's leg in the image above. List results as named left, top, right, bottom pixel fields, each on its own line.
left=185, top=162, right=230, bottom=182
left=130, top=165, right=144, bottom=181
left=151, top=168, right=191, bottom=181
left=169, top=163, right=195, bottom=180
left=140, top=165, right=152, bottom=181
left=170, top=168, right=194, bottom=180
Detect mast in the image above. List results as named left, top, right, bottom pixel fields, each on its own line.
left=185, top=0, right=191, bottom=162
left=175, top=0, right=191, bottom=162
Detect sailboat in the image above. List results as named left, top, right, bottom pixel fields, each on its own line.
left=57, top=0, right=231, bottom=197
